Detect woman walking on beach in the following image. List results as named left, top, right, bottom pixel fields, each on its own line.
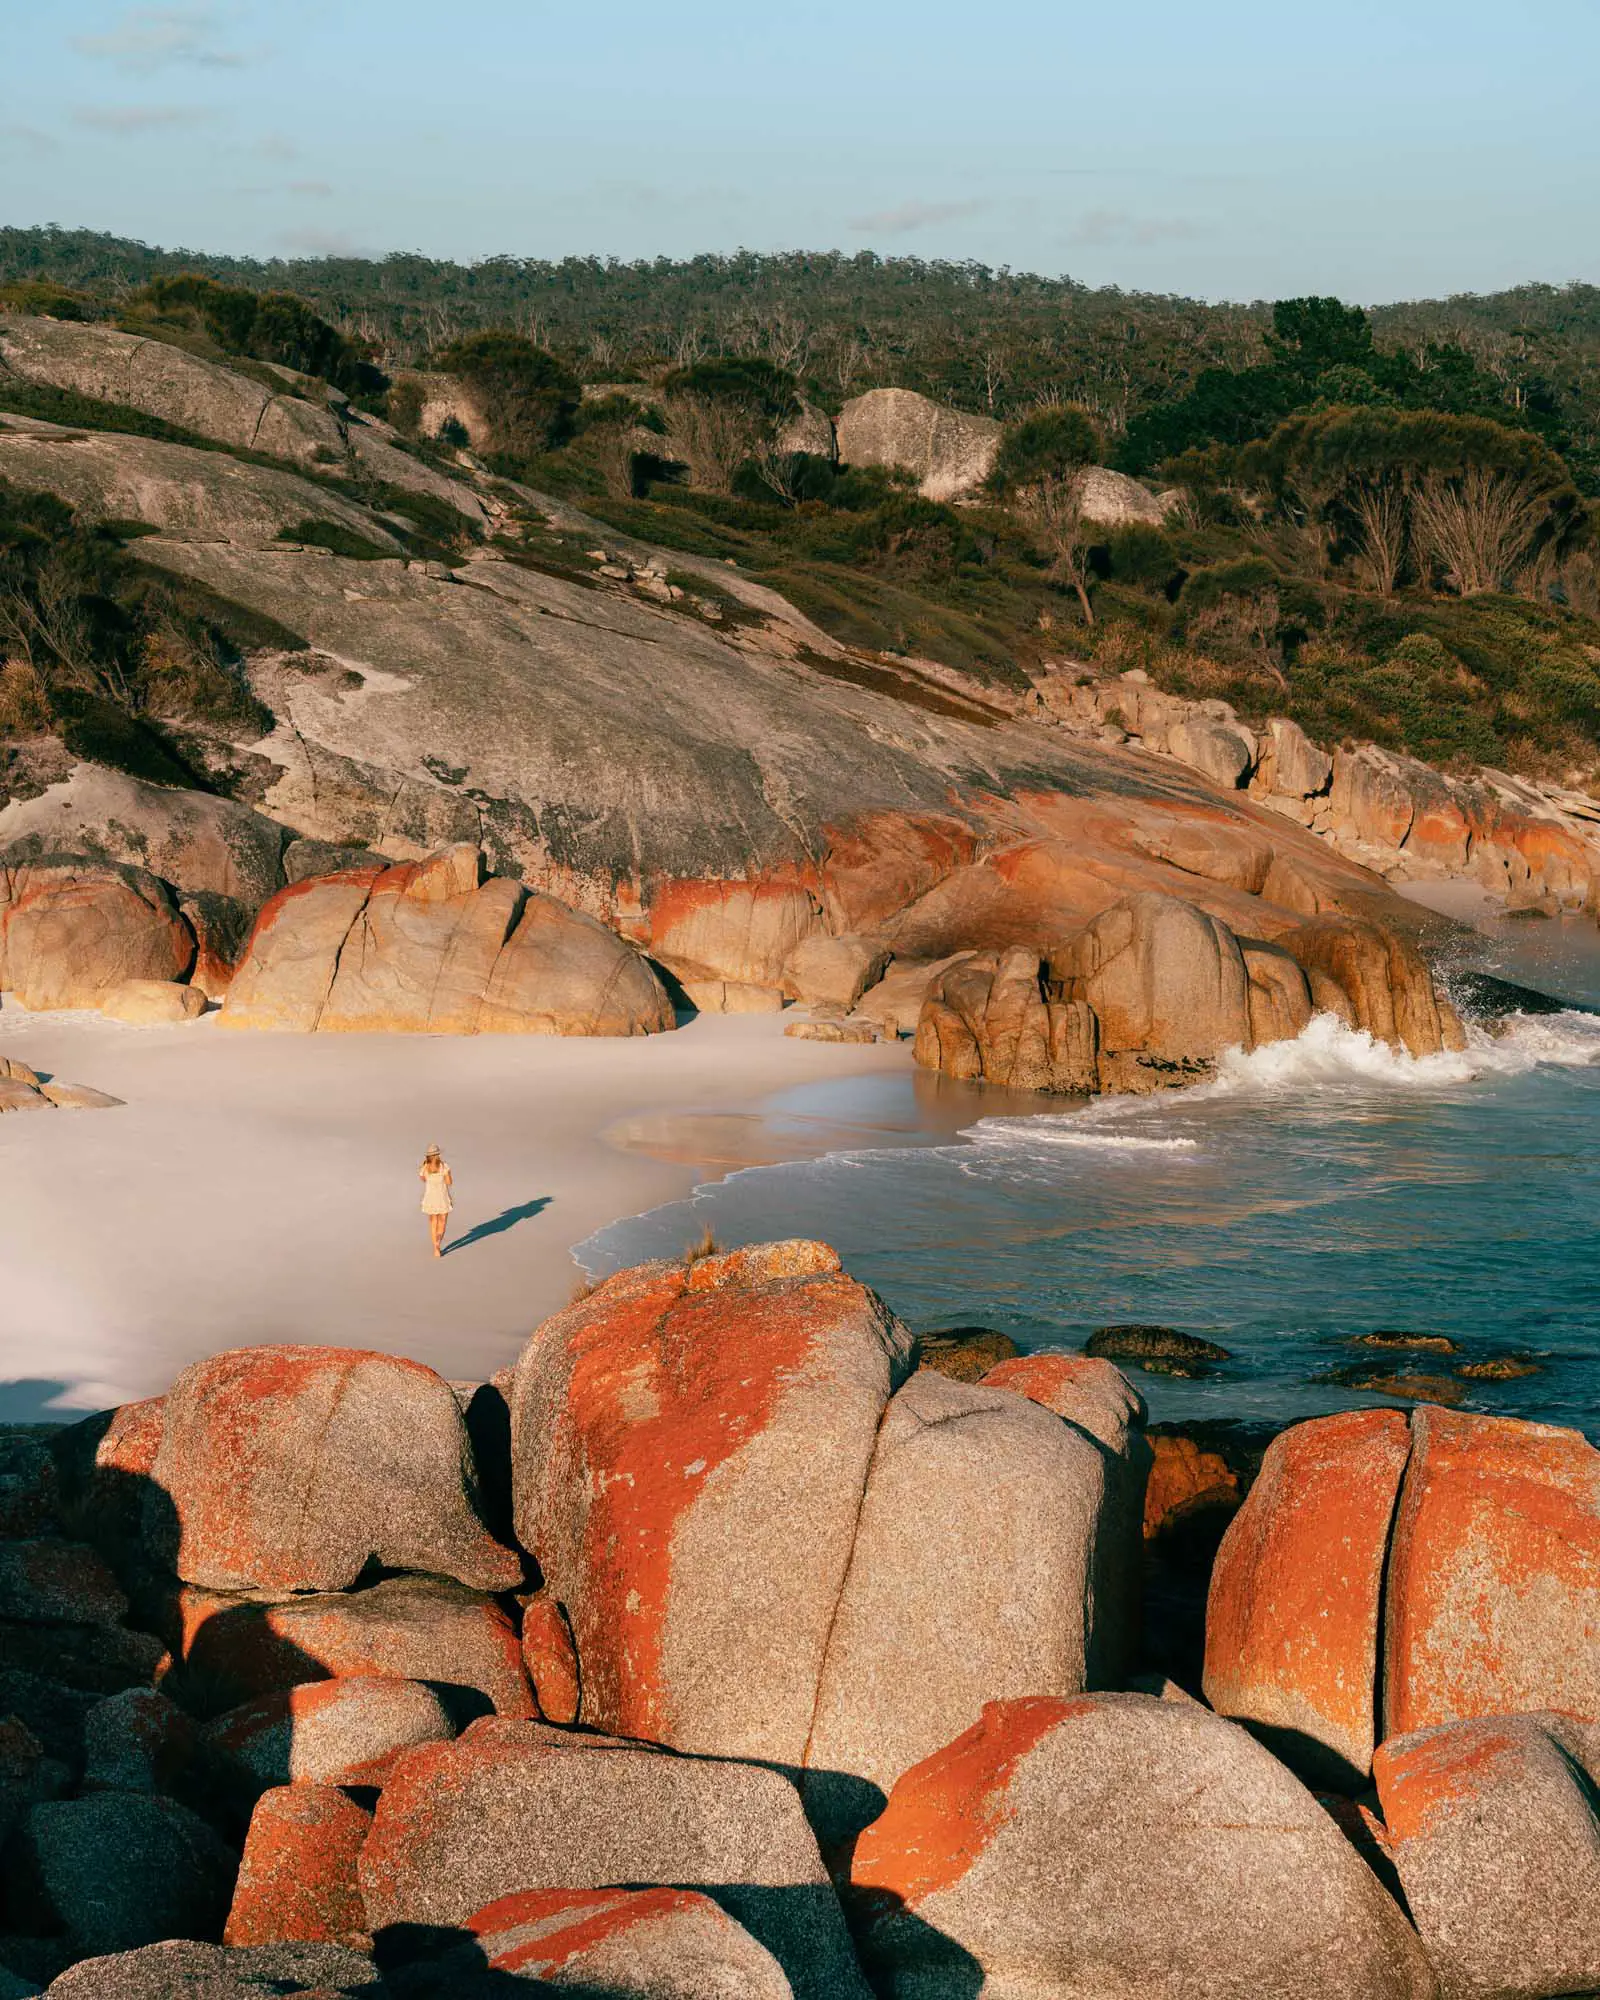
left=419, top=1146, right=453, bottom=1258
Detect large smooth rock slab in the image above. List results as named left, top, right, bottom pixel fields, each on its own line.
left=0, top=856, right=193, bottom=1012
left=218, top=871, right=382, bottom=1031
left=0, top=763, right=286, bottom=908
left=150, top=1346, right=521, bottom=1594
left=1383, top=1406, right=1600, bottom=1737
left=780, top=932, right=891, bottom=1011
left=175, top=1577, right=533, bottom=1720
left=509, top=1241, right=913, bottom=1763
left=224, top=1785, right=372, bottom=1950
left=1204, top=1410, right=1411, bottom=1786
left=1374, top=1712, right=1600, bottom=2000
left=0, top=429, right=401, bottom=552
left=456, top=1885, right=794, bottom=1995
left=804, top=1370, right=1122, bottom=1846
left=358, top=1721, right=870, bottom=2000
left=851, top=1693, right=1435, bottom=2000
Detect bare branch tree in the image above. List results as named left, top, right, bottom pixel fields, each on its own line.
left=1412, top=466, right=1560, bottom=595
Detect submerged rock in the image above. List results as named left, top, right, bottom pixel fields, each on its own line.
left=1086, top=1325, right=1232, bottom=1365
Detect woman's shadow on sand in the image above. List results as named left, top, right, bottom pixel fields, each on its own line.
left=444, top=1197, right=551, bottom=1256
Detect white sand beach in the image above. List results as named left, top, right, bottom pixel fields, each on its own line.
left=0, top=1004, right=914, bottom=1419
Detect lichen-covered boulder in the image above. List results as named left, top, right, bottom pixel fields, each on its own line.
left=1282, top=914, right=1464, bottom=1057
left=1383, top=1406, right=1600, bottom=1737
left=221, top=848, right=673, bottom=1036
left=223, top=1785, right=372, bottom=1950
left=204, top=1676, right=459, bottom=1791
left=455, top=1885, right=794, bottom=1996
left=175, top=1577, right=533, bottom=1721
left=914, top=945, right=1099, bottom=1093
left=803, top=1370, right=1124, bottom=1845
left=509, top=1241, right=913, bottom=1764
left=851, top=1694, right=1435, bottom=2000
left=834, top=388, right=999, bottom=502
left=359, top=1722, right=870, bottom=2000
left=1048, top=890, right=1254, bottom=1092
left=149, top=1346, right=522, bottom=1594
left=1205, top=1411, right=1411, bottom=1785
left=0, top=856, right=193, bottom=1012
left=1374, top=1712, right=1600, bottom=2000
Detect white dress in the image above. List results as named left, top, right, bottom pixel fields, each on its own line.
left=420, top=1166, right=453, bottom=1216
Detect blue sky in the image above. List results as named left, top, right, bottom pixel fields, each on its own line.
left=4, top=0, right=1596, bottom=303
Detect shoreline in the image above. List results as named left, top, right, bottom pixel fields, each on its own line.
left=0, top=1004, right=911, bottom=1417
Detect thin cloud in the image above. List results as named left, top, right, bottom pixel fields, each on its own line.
left=0, top=123, right=59, bottom=153
left=848, top=198, right=988, bottom=237
left=288, top=179, right=333, bottom=198
left=72, top=103, right=212, bottom=134
left=275, top=226, right=364, bottom=257
left=254, top=132, right=297, bottom=161
left=1069, top=208, right=1201, bottom=247
left=72, top=5, right=258, bottom=74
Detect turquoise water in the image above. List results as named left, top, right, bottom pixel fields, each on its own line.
left=579, top=916, right=1600, bottom=1439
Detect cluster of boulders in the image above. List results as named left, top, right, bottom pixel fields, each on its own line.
left=1041, top=667, right=1600, bottom=913
left=0, top=842, right=673, bottom=1039
left=0, top=1056, right=120, bottom=1114
left=0, top=1239, right=1592, bottom=1996
left=912, top=887, right=1464, bottom=1095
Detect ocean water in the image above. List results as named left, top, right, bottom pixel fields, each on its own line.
left=578, top=913, right=1600, bottom=1439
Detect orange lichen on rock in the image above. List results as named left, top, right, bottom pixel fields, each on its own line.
left=1382, top=1406, right=1600, bottom=1737
left=851, top=1696, right=1079, bottom=1910
left=468, top=1885, right=715, bottom=1974
left=1372, top=1717, right=1530, bottom=1845
left=224, top=1783, right=372, bottom=1948
left=1142, top=1433, right=1240, bottom=1539
left=519, top=1593, right=579, bottom=1726
left=1204, top=1410, right=1410, bottom=1784
left=512, top=1241, right=909, bottom=1764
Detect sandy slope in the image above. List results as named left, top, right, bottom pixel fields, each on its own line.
left=0, top=1005, right=909, bottom=1418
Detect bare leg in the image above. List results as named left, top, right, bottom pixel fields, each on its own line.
left=431, top=1213, right=447, bottom=1258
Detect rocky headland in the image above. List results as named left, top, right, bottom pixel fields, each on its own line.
left=0, top=1237, right=1592, bottom=1995
left=5, top=310, right=1596, bottom=1090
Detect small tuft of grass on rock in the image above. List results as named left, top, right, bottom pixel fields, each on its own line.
left=684, top=1223, right=720, bottom=1265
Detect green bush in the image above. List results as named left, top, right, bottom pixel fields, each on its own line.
left=990, top=405, right=1103, bottom=492
left=137, top=274, right=387, bottom=400
left=1107, top=522, right=1179, bottom=591
left=435, top=333, right=579, bottom=457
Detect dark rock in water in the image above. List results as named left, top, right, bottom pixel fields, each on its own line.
left=1315, top=1366, right=1466, bottom=1406
left=1448, top=968, right=1588, bottom=1021
left=44, top=1940, right=385, bottom=1996
left=1353, top=1331, right=1459, bottom=1354
left=1086, top=1325, right=1232, bottom=1365
left=1456, top=1355, right=1542, bottom=1382
left=916, top=1327, right=1020, bottom=1382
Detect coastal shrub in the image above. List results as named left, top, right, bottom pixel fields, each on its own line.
left=0, top=277, right=94, bottom=320
left=436, top=332, right=580, bottom=458
left=660, top=356, right=800, bottom=495
left=1107, top=522, right=1181, bottom=592
left=136, top=273, right=388, bottom=401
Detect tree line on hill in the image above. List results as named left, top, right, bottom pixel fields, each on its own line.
left=1, top=236, right=1598, bottom=784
